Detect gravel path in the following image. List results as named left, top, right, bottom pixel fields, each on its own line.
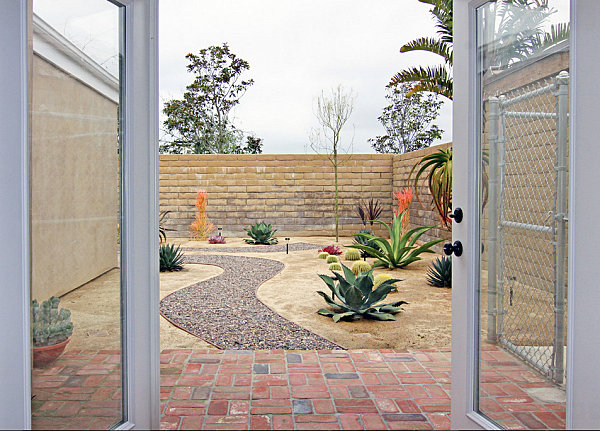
left=180, top=242, right=322, bottom=253
left=160, top=254, right=342, bottom=350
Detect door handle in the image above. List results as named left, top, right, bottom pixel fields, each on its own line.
left=449, top=207, right=463, bottom=223
left=443, top=241, right=463, bottom=257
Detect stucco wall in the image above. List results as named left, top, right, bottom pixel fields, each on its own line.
left=159, top=148, right=453, bottom=247
left=31, top=54, right=119, bottom=300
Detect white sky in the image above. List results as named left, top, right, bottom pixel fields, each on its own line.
left=159, top=0, right=453, bottom=154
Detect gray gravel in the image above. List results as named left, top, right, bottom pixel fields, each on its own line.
left=180, top=242, right=322, bottom=253
left=160, top=254, right=342, bottom=350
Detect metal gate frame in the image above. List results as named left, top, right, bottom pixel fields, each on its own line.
left=486, top=71, right=569, bottom=384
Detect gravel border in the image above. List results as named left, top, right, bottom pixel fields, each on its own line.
left=180, top=242, right=322, bottom=253
left=160, top=254, right=342, bottom=350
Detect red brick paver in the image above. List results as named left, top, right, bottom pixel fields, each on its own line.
left=31, top=347, right=565, bottom=430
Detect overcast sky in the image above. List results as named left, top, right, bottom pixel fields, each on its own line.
left=159, top=0, right=453, bottom=154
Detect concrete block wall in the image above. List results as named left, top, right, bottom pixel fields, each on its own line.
left=159, top=149, right=451, bottom=243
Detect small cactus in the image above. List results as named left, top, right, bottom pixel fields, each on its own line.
left=374, top=273, right=398, bottom=291
left=318, top=252, right=329, bottom=259
left=32, top=297, right=74, bottom=347
left=344, top=248, right=361, bottom=261
left=351, top=261, right=372, bottom=276
left=326, top=255, right=339, bottom=264
left=329, top=263, right=342, bottom=271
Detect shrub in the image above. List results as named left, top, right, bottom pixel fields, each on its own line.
left=329, top=263, right=342, bottom=271
left=208, top=234, right=226, bottom=244
left=318, top=252, right=329, bottom=259
left=160, top=243, right=185, bottom=272
left=32, top=297, right=74, bottom=347
left=317, top=263, right=406, bottom=322
left=326, top=255, right=339, bottom=264
left=190, top=190, right=215, bottom=239
left=351, top=261, right=372, bottom=275
left=318, top=245, right=342, bottom=255
left=426, top=256, right=452, bottom=288
left=349, top=212, right=443, bottom=269
left=344, top=248, right=361, bottom=261
left=244, top=221, right=278, bottom=245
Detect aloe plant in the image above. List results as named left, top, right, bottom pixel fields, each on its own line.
left=244, top=221, right=278, bottom=245
left=317, top=264, right=406, bottom=322
left=349, top=212, right=443, bottom=269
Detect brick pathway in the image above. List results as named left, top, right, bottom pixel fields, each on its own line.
left=31, top=347, right=566, bottom=430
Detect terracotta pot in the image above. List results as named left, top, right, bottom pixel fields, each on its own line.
left=33, top=337, right=70, bottom=368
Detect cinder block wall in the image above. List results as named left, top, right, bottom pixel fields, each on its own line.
left=159, top=149, right=453, bottom=244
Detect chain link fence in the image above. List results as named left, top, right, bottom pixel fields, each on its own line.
left=486, top=72, right=569, bottom=384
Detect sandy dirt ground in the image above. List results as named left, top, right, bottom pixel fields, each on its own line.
left=61, top=236, right=452, bottom=352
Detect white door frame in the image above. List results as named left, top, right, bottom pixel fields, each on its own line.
left=0, top=0, right=160, bottom=428
left=451, top=0, right=600, bottom=429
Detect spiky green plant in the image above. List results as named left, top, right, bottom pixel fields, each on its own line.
left=160, top=243, right=185, bottom=272
left=32, top=297, right=73, bottom=347
left=353, top=228, right=380, bottom=258
left=426, top=256, right=452, bottom=288
left=244, top=221, right=278, bottom=245
left=344, top=248, right=361, bottom=261
left=317, top=264, right=406, bottom=322
left=351, top=261, right=372, bottom=276
left=326, top=255, right=339, bottom=264
left=318, top=252, right=329, bottom=259
left=329, top=263, right=342, bottom=271
left=349, top=212, right=443, bottom=269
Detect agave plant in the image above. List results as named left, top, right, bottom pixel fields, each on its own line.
left=349, top=212, right=443, bottom=269
left=244, top=221, right=278, bottom=245
left=317, top=264, right=406, bottom=322
left=410, top=147, right=452, bottom=229
left=426, top=256, right=452, bottom=288
left=160, top=244, right=184, bottom=272
left=353, top=229, right=380, bottom=258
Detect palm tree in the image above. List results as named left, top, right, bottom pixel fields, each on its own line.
left=390, top=0, right=453, bottom=100
left=391, top=0, right=569, bottom=101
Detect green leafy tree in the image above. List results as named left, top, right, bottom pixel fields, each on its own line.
left=370, top=82, right=443, bottom=154
left=160, top=43, right=261, bottom=154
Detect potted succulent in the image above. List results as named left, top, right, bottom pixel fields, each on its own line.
left=32, top=296, right=73, bottom=367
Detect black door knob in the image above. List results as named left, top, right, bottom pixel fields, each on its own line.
left=449, top=207, right=463, bottom=223
left=443, top=241, right=463, bottom=257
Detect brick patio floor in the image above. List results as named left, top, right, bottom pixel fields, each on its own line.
left=31, top=346, right=566, bottom=430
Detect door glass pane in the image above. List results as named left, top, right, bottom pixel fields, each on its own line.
left=30, top=1, right=125, bottom=429
left=476, top=1, right=569, bottom=428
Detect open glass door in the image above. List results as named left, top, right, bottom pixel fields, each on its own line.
left=453, top=0, right=600, bottom=429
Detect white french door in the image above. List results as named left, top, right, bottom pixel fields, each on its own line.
left=0, top=0, right=160, bottom=429
left=452, top=0, right=600, bottom=429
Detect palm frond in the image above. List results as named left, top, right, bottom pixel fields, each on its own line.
left=400, top=37, right=453, bottom=65
left=531, top=22, right=570, bottom=52
left=389, top=65, right=453, bottom=100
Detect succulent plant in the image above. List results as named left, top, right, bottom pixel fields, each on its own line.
left=318, top=245, right=342, bottom=255
left=317, top=263, right=406, bottom=322
left=160, top=243, right=185, bottom=272
left=349, top=212, right=443, bottom=269
left=326, top=255, right=339, bottom=264
left=344, top=249, right=361, bottom=261
left=318, top=252, right=329, bottom=259
left=426, top=256, right=452, bottom=288
left=356, top=198, right=383, bottom=227
left=159, top=210, right=174, bottom=244
left=208, top=234, right=226, bottom=244
left=374, top=273, right=398, bottom=291
left=353, top=229, right=380, bottom=258
left=329, top=263, right=342, bottom=271
left=32, top=297, right=73, bottom=347
left=244, top=222, right=278, bottom=245
left=351, top=261, right=372, bottom=276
